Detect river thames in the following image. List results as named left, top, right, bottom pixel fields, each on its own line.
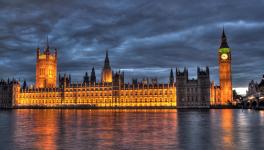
left=0, top=109, right=263, bottom=150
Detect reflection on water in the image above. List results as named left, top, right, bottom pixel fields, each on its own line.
left=221, top=110, right=234, bottom=149
left=0, top=109, right=263, bottom=150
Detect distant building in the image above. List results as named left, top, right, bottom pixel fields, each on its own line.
left=246, top=74, right=264, bottom=98
left=247, top=80, right=259, bottom=96
left=258, top=75, right=264, bottom=93
left=176, top=67, right=210, bottom=108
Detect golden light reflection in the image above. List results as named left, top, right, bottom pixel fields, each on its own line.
left=33, top=110, right=57, bottom=150
left=13, top=110, right=57, bottom=150
left=220, top=109, right=234, bottom=149
left=17, top=85, right=176, bottom=108
left=11, top=109, right=178, bottom=149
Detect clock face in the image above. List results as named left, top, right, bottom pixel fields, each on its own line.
left=221, top=53, right=228, bottom=60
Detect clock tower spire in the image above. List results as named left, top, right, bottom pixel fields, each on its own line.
left=218, top=28, right=233, bottom=104
left=220, top=28, right=229, bottom=48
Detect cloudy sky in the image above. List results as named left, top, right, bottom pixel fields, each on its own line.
left=0, top=0, right=263, bottom=94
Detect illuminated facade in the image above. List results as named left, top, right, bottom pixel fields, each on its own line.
left=0, top=30, right=235, bottom=108
left=36, top=42, right=57, bottom=88
left=15, top=81, right=176, bottom=108
left=210, top=81, right=221, bottom=104
left=210, top=29, right=233, bottom=105
left=101, top=50, right=112, bottom=83
left=0, top=50, right=177, bottom=108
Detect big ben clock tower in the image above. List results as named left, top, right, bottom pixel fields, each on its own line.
left=218, top=29, right=233, bottom=104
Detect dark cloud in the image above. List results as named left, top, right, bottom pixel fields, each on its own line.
left=0, top=0, right=264, bottom=93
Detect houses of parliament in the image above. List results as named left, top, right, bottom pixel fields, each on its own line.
left=0, top=30, right=233, bottom=108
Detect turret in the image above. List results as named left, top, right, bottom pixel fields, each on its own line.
left=197, top=67, right=210, bottom=85
left=101, top=50, right=112, bottom=83
left=169, top=68, right=174, bottom=84
left=36, top=47, right=40, bottom=60
left=83, top=72, right=90, bottom=84
left=35, top=38, right=57, bottom=88
left=55, top=48, right=57, bottom=58
left=90, top=67, right=96, bottom=84
left=104, top=50, right=110, bottom=69
left=22, top=80, right=27, bottom=90
left=59, top=73, right=71, bottom=88
left=132, top=78, right=138, bottom=85
left=45, top=36, right=50, bottom=54
left=176, top=67, right=188, bottom=86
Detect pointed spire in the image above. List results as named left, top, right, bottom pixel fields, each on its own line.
left=91, top=66, right=96, bottom=83
left=222, top=27, right=226, bottom=38
left=47, top=36, right=49, bottom=49
left=45, top=35, right=50, bottom=53
left=104, top=50, right=110, bottom=69
left=169, top=68, right=174, bottom=84
left=55, top=48, right=57, bottom=57
left=22, top=80, right=27, bottom=90
left=83, top=72, right=89, bottom=84
left=220, top=27, right=229, bottom=48
left=170, top=68, right=174, bottom=77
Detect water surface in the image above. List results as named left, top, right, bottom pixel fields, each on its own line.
left=0, top=109, right=263, bottom=150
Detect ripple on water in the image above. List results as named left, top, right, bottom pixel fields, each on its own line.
left=0, top=109, right=263, bottom=150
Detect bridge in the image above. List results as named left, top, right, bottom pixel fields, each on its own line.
left=243, top=93, right=264, bottom=109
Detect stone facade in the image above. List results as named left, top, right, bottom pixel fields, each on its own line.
left=35, top=43, right=57, bottom=88
left=1, top=30, right=235, bottom=109
left=176, top=67, right=210, bottom=108
left=246, top=75, right=264, bottom=99
left=0, top=80, right=20, bottom=108
left=101, top=50, right=112, bottom=83
left=14, top=82, right=176, bottom=108
left=210, top=81, right=221, bottom=104
left=210, top=29, right=233, bottom=104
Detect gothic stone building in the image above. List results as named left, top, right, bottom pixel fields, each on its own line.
left=210, top=29, right=233, bottom=105
left=1, top=30, right=236, bottom=109
left=176, top=67, right=210, bottom=108
left=0, top=48, right=176, bottom=108
left=0, top=44, right=213, bottom=109
left=0, top=80, right=20, bottom=108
